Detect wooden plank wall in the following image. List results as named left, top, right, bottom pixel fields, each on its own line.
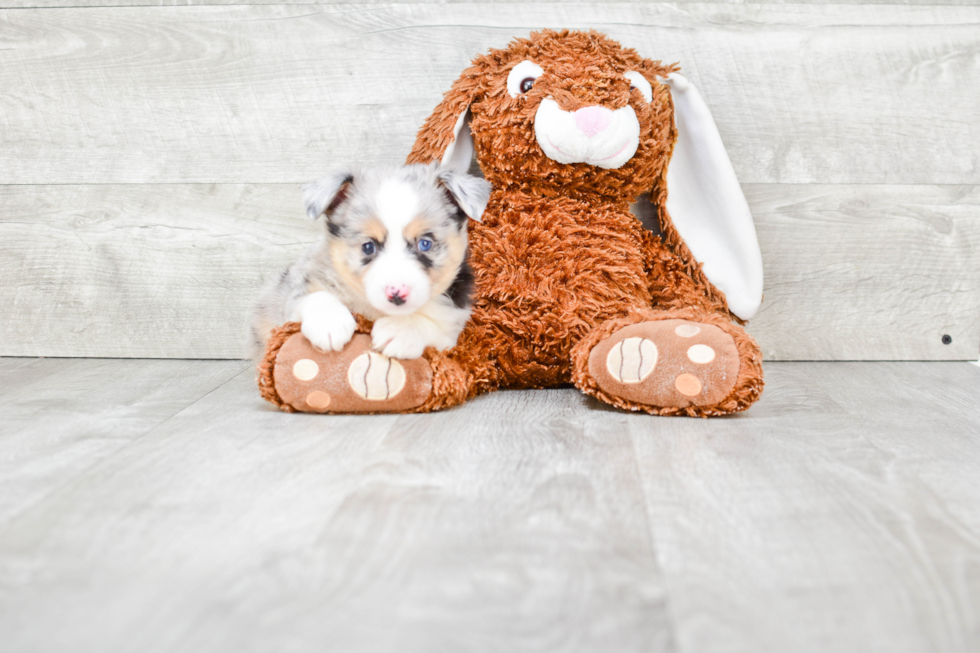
left=1, top=2, right=978, bottom=360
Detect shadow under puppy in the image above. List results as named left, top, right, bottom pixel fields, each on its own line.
left=250, top=163, right=490, bottom=361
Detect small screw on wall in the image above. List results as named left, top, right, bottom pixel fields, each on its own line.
left=942, top=334, right=952, bottom=345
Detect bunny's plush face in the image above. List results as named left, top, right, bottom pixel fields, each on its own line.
left=461, top=30, right=677, bottom=200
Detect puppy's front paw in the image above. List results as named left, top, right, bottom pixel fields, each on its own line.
left=371, top=317, right=428, bottom=359
left=301, top=306, right=356, bottom=352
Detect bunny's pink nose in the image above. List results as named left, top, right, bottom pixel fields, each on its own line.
left=573, top=106, right=613, bottom=138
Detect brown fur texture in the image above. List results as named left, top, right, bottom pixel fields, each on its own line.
left=259, top=28, right=764, bottom=416
left=405, top=29, right=763, bottom=416
left=258, top=321, right=302, bottom=411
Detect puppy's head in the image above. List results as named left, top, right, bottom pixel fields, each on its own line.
left=303, top=163, right=489, bottom=316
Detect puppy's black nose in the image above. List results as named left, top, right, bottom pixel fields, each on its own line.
left=388, top=294, right=406, bottom=306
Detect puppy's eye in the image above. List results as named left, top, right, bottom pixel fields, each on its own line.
left=507, top=60, right=544, bottom=98
left=361, top=241, right=376, bottom=256
left=624, top=71, right=653, bottom=103
left=417, top=238, right=433, bottom=252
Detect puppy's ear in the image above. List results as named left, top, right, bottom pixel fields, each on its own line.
left=658, top=73, right=763, bottom=321
left=302, top=172, right=354, bottom=220
left=407, top=63, right=482, bottom=173
left=437, top=167, right=491, bottom=223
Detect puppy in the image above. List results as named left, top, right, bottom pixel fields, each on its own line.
left=250, top=162, right=490, bottom=361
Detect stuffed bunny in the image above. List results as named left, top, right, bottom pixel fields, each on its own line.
left=260, top=29, right=764, bottom=416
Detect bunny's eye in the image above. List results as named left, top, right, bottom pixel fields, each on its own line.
left=507, top=60, right=544, bottom=98
left=624, top=71, right=653, bottom=103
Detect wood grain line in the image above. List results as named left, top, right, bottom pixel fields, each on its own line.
left=3, top=182, right=976, bottom=360
left=1, top=4, right=977, bottom=184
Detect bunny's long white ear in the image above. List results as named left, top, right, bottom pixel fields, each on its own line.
left=440, top=107, right=474, bottom=173
left=663, top=73, right=763, bottom=321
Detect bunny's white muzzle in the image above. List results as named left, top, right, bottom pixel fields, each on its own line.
left=534, top=99, right=640, bottom=170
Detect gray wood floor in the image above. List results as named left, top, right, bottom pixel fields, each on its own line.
left=1, top=358, right=979, bottom=653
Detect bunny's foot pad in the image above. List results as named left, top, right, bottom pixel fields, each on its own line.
left=272, top=333, right=432, bottom=413
left=588, top=320, right=739, bottom=409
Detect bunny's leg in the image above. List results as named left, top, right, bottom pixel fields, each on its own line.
left=569, top=308, right=763, bottom=416
left=567, top=227, right=764, bottom=416
left=258, top=320, right=471, bottom=414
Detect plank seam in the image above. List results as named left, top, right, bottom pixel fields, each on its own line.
left=0, top=360, right=250, bottom=526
